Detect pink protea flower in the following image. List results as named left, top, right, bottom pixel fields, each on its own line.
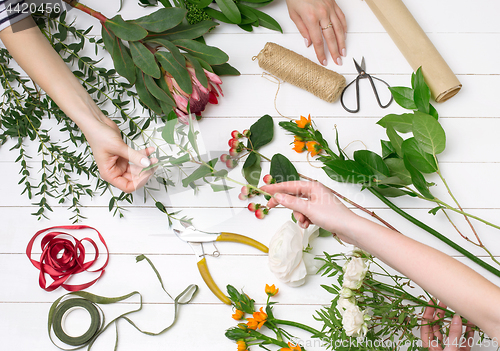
left=163, top=63, right=223, bottom=122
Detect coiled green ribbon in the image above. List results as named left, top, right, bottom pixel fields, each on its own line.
left=48, top=255, right=198, bottom=350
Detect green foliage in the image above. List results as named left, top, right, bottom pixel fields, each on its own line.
left=270, top=154, right=299, bottom=183
left=151, top=0, right=282, bottom=33
left=100, top=6, right=239, bottom=118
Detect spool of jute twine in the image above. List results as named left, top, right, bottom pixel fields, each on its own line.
left=254, top=42, right=346, bottom=103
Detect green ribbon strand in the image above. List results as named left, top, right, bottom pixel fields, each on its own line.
left=48, top=255, right=199, bottom=350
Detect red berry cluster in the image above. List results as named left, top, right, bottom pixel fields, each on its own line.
left=241, top=174, right=275, bottom=220
left=220, top=129, right=251, bottom=169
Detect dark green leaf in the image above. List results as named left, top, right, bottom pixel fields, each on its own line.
left=145, top=38, right=186, bottom=67
left=237, top=4, right=258, bottom=22
left=322, top=159, right=371, bottom=184
left=155, top=51, right=192, bottom=94
left=386, top=126, right=403, bottom=158
left=172, top=39, right=229, bottom=65
left=197, top=0, right=214, bottom=8
left=353, top=150, right=390, bottom=179
left=247, top=114, right=274, bottom=150
left=248, top=7, right=282, bottom=32
left=129, top=41, right=161, bottom=78
left=377, top=113, right=414, bottom=133
left=243, top=152, right=261, bottom=186
left=375, top=187, right=409, bottom=198
left=211, top=62, right=240, bottom=76
left=413, top=67, right=431, bottom=114
left=428, top=103, right=439, bottom=120
left=150, top=21, right=218, bottom=40
left=101, top=25, right=115, bottom=54
left=133, top=8, right=186, bottom=32
left=403, top=156, right=434, bottom=199
left=135, top=69, right=163, bottom=115
left=388, top=86, right=417, bottom=109
left=204, top=8, right=232, bottom=24
left=384, top=158, right=412, bottom=185
left=156, top=75, right=176, bottom=104
left=144, top=75, right=175, bottom=105
left=381, top=140, right=396, bottom=159
left=112, top=38, right=136, bottom=84
left=106, top=15, right=148, bottom=41
left=401, top=137, right=438, bottom=173
left=270, top=154, right=299, bottom=183
left=214, top=0, right=241, bottom=23
left=412, top=111, right=446, bottom=155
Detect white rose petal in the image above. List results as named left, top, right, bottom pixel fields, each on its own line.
left=303, top=252, right=322, bottom=275
left=336, top=297, right=356, bottom=315
left=268, top=221, right=321, bottom=286
left=342, top=305, right=366, bottom=337
left=342, top=257, right=369, bottom=290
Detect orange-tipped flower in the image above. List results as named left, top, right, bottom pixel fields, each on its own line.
left=292, top=140, right=306, bottom=153
left=237, top=340, right=248, bottom=351
left=295, top=114, right=311, bottom=129
left=246, top=307, right=267, bottom=330
left=306, top=141, right=321, bottom=156
left=265, top=284, right=279, bottom=297
left=280, top=342, right=302, bottom=351
left=232, top=309, right=245, bottom=320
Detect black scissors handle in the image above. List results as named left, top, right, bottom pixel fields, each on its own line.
left=340, top=74, right=393, bottom=113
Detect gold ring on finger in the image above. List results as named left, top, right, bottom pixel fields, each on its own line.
left=321, top=22, right=333, bottom=30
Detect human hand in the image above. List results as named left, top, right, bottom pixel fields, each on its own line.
left=261, top=181, right=357, bottom=243
left=421, top=301, right=475, bottom=351
left=286, top=0, right=347, bottom=66
left=83, top=116, right=158, bottom=193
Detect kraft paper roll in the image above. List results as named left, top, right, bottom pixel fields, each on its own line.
left=254, top=42, right=346, bottom=103
left=365, top=0, right=461, bottom=102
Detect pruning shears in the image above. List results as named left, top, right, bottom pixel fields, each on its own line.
left=174, top=226, right=269, bottom=305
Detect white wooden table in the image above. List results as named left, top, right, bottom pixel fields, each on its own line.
left=1, top=0, right=500, bottom=350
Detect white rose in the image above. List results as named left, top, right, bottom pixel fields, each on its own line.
left=342, top=304, right=367, bottom=337
left=342, top=257, right=369, bottom=290
left=336, top=296, right=356, bottom=315
left=268, top=221, right=320, bottom=286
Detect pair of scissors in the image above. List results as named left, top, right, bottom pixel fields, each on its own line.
left=340, top=57, right=393, bottom=113
left=174, top=226, right=268, bottom=305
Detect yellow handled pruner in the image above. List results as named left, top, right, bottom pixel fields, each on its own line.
left=174, top=226, right=268, bottom=305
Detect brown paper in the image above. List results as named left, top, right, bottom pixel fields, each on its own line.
left=365, top=0, right=461, bottom=102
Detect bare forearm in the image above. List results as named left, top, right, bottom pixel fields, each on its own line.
left=351, top=215, right=500, bottom=337
left=0, top=16, right=102, bottom=134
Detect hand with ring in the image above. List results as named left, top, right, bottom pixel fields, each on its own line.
left=285, top=0, right=347, bottom=66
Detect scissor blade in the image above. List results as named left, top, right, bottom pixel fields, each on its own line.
left=353, top=58, right=363, bottom=74
left=175, top=226, right=220, bottom=243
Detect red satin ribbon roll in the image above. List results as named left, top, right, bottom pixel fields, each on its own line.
left=26, top=225, right=109, bottom=292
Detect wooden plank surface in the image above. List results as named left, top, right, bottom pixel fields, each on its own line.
left=1, top=0, right=500, bottom=350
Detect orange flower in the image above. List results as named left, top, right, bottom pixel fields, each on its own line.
left=295, top=114, right=311, bottom=129
left=246, top=307, right=267, bottom=330
left=265, top=284, right=279, bottom=297
left=306, top=141, right=321, bottom=156
left=292, top=140, right=306, bottom=153
left=280, top=342, right=302, bottom=351
left=237, top=340, right=248, bottom=351
left=232, top=309, right=245, bottom=320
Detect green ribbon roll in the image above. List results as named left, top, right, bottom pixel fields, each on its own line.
left=48, top=255, right=198, bottom=350
left=52, top=298, right=102, bottom=347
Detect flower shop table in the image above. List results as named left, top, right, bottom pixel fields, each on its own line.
left=1, top=0, right=500, bottom=350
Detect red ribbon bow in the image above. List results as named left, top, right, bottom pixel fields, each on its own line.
left=26, top=225, right=109, bottom=292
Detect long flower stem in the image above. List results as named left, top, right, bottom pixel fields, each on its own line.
left=368, top=187, right=500, bottom=278
left=62, top=0, right=108, bottom=23
left=273, top=319, right=322, bottom=336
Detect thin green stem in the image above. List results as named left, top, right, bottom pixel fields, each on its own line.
left=368, top=187, right=500, bottom=278
left=273, top=319, right=322, bottom=336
